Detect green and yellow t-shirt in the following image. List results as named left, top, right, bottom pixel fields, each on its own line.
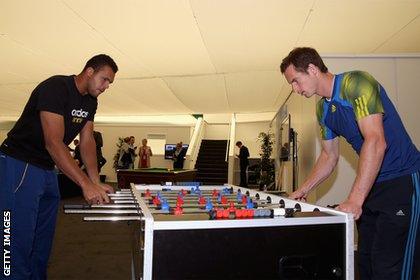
left=316, top=71, right=419, bottom=182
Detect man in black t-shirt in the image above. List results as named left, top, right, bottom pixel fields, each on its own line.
left=0, top=54, right=118, bottom=279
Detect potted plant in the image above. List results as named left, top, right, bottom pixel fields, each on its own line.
left=257, top=131, right=275, bottom=190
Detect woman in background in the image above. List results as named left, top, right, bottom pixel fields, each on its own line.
left=138, top=138, right=153, bottom=168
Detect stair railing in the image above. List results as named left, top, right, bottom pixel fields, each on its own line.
left=227, top=114, right=236, bottom=184
left=225, top=124, right=230, bottom=163
left=186, top=117, right=205, bottom=169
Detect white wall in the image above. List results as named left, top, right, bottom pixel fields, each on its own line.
left=395, top=59, right=420, bottom=146
left=94, top=124, right=193, bottom=182
left=204, top=123, right=229, bottom=140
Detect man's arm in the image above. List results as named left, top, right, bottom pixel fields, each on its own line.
left=79, top=121, right=114, bottom=194
left=289, top=137, right=339, bottom=201
left=40, top=111, right=111, bottom=204
left=337, top=113, right=386, bottom=219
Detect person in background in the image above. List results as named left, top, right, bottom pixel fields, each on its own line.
left=173, top=142, right=186, bottom=169
left=236, top=141, right=250, bottom=187
left=93, top=130, right=106, bottom=173
left=280, top=47, right=419, bottom=280
left=118, top=137, right=131, bottom=169
left=127, top=136, right=137, bottom=169
left=0, top=54, right=117, bottom=279
left=138, top=138, right=153, bottom=168
left=73, top=138, right=82, bottom=167
left=277, top=142, right=290, bottom=190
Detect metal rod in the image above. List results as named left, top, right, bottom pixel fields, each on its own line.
left=91, top=204, right=138, bottom=209
left=64, top=204, right=139, bottom=209
left=111, top=200, right=136, bottom=204
left=110, top=196, right=134, bottom=200
left=64, top=209, right=140, bottom=214
left=83, top=216, right=144, bottom=221
left=116, top=189, right=132, bottom=194
left=108, top=193, right=133, bottom=197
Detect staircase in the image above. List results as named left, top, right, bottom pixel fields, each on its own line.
left=195, top=140, right=228, bottom=185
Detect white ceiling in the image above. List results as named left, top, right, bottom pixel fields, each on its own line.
left=1, top=0, right=420, bottom=122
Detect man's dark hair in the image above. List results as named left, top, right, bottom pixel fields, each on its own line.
left=280, top=47, right=328, bottom=74
left=236, top=141, right=242, bottom=146
left=83, top=54, right=118, bottom=73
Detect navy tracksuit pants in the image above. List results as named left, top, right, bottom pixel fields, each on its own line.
left=358, top=171, right=419, bottom=280
left=0, top=152, right=60, bottom=280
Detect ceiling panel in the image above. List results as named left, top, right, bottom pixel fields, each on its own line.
left=63, top=0, right=216, bottom=76
left=190, top=0, right=314, bottom=72
left=0, top=36, right=68, bottom=83
left=0, top=84, right=37, bottom=102
left=0, top=84, right=35, bottom=116
left=298, top=0, right=420, bottom=53
left=225, top=71, right=284, bottom=112
left=97, top=78, right=192, bottom=115
left=0, top=1, right=152, bottom=79
left=164, top=75, right=229, bottom=113
left=375, top=15, right=420, bottom=53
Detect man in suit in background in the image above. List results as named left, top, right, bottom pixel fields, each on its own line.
left=236, top=141, right=250, bottom=187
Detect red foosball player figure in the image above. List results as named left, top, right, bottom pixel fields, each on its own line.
left=221, top=196, right=228, bottom=205
left=144, top=189, right=151, bottom=198
left=174, top=205, right=183, bottom=215
left=152, top=196, right=161, bottom=206
left=176, top=196, right=184, bottom=206
left=198, top=196, right=206, bottom=205
left=241, top=195, right=247, bottom=205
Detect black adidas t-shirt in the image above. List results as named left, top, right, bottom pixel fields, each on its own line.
left=0, top=75, right=97, bottom=170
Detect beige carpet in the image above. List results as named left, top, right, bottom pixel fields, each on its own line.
left=48, top=196, right=132, bottom=280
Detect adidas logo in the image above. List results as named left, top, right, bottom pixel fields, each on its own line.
left=396, top=210, right=405, bottom=216
left=71, top=109, right=89, bottom=118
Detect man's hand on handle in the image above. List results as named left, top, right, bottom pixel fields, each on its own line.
left=82, top=182, right=114, bottom=205
left=336, top=199, right=362, bottom=220
left=289, top=188, right=363, bottom=220
left=288, top=188, right=308, bottom=202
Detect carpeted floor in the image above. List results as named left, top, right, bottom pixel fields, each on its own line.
left=48, top=196, right=133, bottom=280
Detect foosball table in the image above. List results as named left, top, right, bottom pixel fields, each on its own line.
left=65, top=184, right=354, bottom=280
